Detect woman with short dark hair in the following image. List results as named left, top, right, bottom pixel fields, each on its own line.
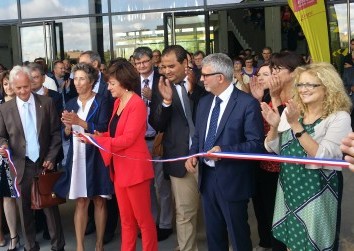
left=55, top=63, right=113, bottom=251
left=92, top=58, right=157, bottom=250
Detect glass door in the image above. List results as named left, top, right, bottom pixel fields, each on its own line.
left=163, top=11, right=212, bottom=55
left=18, top=21, right=63, bottom=69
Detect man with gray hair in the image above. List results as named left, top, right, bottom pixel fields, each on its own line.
left=0, top=65, right=65, bottom=251
left=185, top=53, right=265, bottom=251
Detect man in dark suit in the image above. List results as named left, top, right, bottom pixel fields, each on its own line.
left=28, top=63, right=63, bottom=117
left=0, top=66, right=65, bottom=251
left=185, top=53, right=264, bottom=251
left=149, top=45, right=205, bottom=251
left=49, top=60, right=77, bottom=105
left=133, top=46, right=173, bottom=241
left=78, top=50, right=117, bottom=244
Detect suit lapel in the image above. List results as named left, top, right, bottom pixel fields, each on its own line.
left=215, top=88, right=238, bottom=141
left=86, top=97, right=98, bottom=122
left=33, top=94, right=43, bottom=136
left=200, top=95, right=214, bottom=148
left=11, top=100, right=25, bottom=139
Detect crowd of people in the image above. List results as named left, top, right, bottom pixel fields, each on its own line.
left=0, top=44, right=353, bottom=251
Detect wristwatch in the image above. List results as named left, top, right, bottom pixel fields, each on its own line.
left=294, top=129, right=306, bottom=138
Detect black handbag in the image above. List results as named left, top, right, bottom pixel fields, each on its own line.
left=31, top=170, right=66, bottom=210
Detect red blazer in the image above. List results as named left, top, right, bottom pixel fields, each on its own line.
left=95, top=94, right=154, bottom=187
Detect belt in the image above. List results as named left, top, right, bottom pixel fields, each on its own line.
left=145, top=136, right=155, bottom=141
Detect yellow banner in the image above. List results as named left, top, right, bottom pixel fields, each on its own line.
left=288, top=0, right=330, bottom=62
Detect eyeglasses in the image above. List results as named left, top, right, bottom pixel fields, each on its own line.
left=295, top=83, right=322, bottom=90
left=134, top=59, right=151, bottom=66
left=201, top=72, right=223, bottom=78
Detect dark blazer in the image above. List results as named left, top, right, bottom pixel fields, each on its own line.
left=47, top=88, right=64, bottom=118
left=63, top=79, right=78, bottom=103
left=0, top=93, right=61, bottom=184
left=149, top=82, right=205, bottom=178
left=190, top=87, right=265, bottom=201
left=54, top=94, right=113, bottom=197
left=50, top=73, right=78, bottom=104
left=96, top=72, right=114, bottom=115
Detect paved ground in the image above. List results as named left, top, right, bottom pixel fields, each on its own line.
left=1, top=168, right=353, bottom=251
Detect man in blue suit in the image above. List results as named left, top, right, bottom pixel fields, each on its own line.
left=185, top=53, right=264, bottom=251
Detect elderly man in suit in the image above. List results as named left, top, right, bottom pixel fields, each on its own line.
left=185, top=53, right=265, bottom=251
left=0, top=66, right=65, bottom=251
left=133, top=46, right=173, bottom=241
left=149, top=45, right=205, bottom=251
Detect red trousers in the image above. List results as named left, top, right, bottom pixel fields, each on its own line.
left=115, top=179, right=158, bottom=251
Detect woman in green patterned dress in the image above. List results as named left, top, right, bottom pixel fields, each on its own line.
left=261, top=62, right=352, bottom=251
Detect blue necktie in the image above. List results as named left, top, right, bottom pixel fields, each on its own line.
left=23, top=102, right=39, bottom=162
left=204, top=97, right=222, bottom=152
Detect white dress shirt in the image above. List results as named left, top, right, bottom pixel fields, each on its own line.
left=204, top=83, right=234, bottom=167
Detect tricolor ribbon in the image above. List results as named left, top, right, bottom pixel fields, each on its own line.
left=75, top=132, right=350, bottom=168
left=4, top=148, right=20, bottom=198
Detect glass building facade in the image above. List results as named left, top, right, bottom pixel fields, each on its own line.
left=0, top=0, right=354, bottom=249
left=0, top=0, right=353, bottom=69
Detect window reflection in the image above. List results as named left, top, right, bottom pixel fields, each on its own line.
left=20, top=0, right=107, bottom=19
left=111, top=0, right=203, bottom=12
left=170, top=15, right=209, bottom=53
left=0, top=0, right=18, bottom=20
left=55, top=17, right=110, bottom=63
left=20, top=25, right=49, bottom=62
left=112, top=13, right=165, bottom=59
left=207, top=0, right=242, bottom=5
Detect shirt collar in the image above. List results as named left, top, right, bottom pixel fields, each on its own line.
left=140, top=71, right=154, bottom=84
left=36, top=87, right=45, bottom=95
left=17, top=92, right=35, bottom=106
left=217, top=83, right=234, bottom=102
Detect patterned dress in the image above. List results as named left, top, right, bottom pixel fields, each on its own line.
left=272, top=119, right=341, bottom=251
left=0, top=155, right=18, bottom=198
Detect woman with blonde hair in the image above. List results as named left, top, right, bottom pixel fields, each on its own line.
left=261, top=62, right=352, bottom=251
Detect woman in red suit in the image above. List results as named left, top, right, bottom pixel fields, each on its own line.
left=91, top=58, right=157, bottom=251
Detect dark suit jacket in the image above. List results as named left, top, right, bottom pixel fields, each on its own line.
left=95, top=73, right=114, bottom=116
left=45, top=89, right=64, bottom=164
left=0, top=93, right=61, bottom=184
left=50, top=73, right=78, bottom=104
left=190, top=87, right=265, bottom=201
left=47, top=89, right=64, bottom=118
left=54, top=94, right=113, bottom=197
left=149, top=82, right=205, bottom=178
